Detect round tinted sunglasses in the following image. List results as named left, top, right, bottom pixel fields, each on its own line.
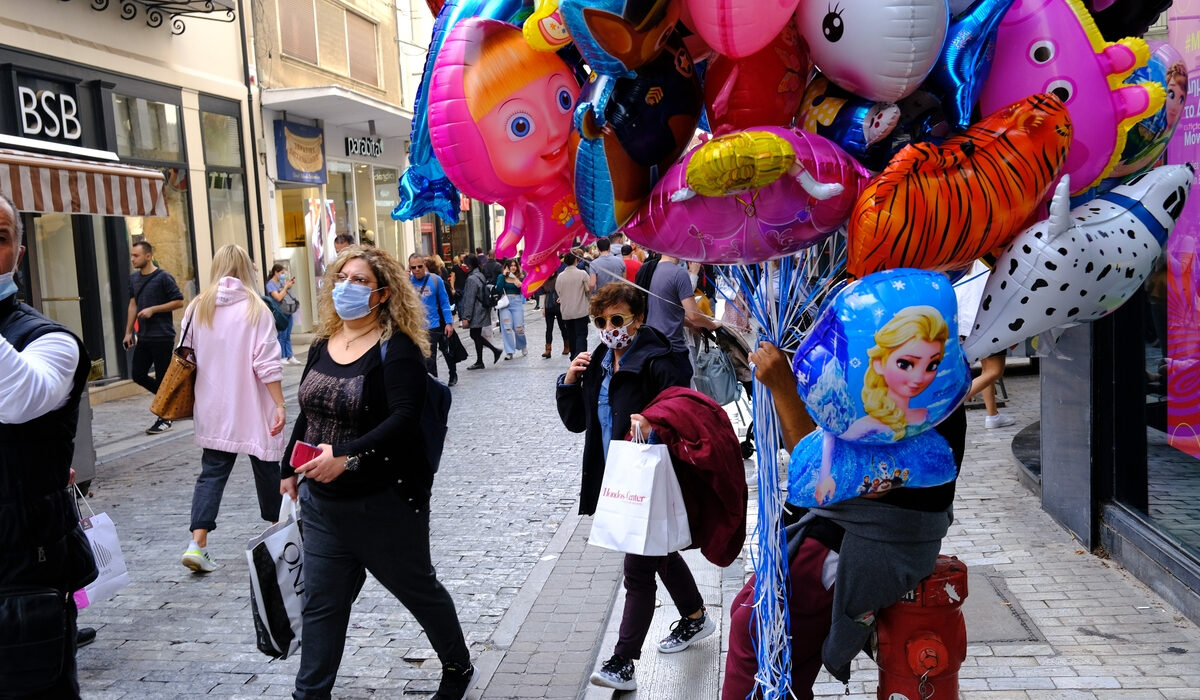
left=593, top=314, right=630, bottom=330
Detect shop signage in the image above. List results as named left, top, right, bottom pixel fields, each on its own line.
left=13, top=74, right=82, bottom=144
left=345, top=136, right=383, bottom=158
left=274, top=120, right=326, bottom=185
left=1167, top=7, right=1200, bottom=458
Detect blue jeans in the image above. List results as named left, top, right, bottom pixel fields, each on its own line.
left=278, top=314, right=295, bottom=359
left=293, top=483, right=469, bottom=699
left=189, top=448, right=281, bottom=532
left=497, top=295, right=527, bottom=355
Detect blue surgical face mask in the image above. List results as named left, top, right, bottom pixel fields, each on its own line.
left=0, top=258, right=17, bottom=302
left=331, top=280, right=382, bottom=320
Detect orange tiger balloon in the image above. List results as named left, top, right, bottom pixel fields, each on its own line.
left=848, top=93, right=1073, bottom=278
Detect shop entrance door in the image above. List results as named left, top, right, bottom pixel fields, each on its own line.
left=23, top=212, right=108, bottom=380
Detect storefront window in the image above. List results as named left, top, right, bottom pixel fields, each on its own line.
left=373, top=166, right=399, bottom=254
left=327, top=161, right=355, bottom=243
left=124, top=168, right=198, bottom=306
left=208, top=172, right=248, bottom=251
left=201, top=109, right=249, bottom=251
left=201, top=112, right=241, bottom=167
left=112, top=95, right=184, bottom=161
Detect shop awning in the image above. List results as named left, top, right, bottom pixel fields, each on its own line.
left=261, top=86, right=412, bottom=136
left=0, top=148, right=168, bottom=218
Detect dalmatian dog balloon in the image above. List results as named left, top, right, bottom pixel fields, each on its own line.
left=963, top=164, right=1194, bottom=362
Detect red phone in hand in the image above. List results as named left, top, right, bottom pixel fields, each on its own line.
left=290, top=441, right=322, bottom=469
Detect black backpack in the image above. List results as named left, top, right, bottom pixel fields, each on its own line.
left=261, top=295, right=289, bottom=332
left=381, top=340, right=451, bottom=474
left=480, top=281, right=503, bottom=309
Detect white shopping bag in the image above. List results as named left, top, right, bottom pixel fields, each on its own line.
left=73, top=510, right=130, bottom=610
left=246, top=496, right=304, bottom=659
left=588, top=428, right=691, bottom=556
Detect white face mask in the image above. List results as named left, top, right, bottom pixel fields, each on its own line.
left=599, top=324, right=636, bottom=350
left=0, top=256, right=18, bottom=301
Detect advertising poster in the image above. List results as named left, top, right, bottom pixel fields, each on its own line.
left=306, top=198, right=335, bottom=279
left=1167, top=8, right=1200, bottom=457
left=274, top=120, right=327, bottom=185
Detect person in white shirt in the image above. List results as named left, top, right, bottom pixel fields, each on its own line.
left=0, top=192, right=96, bottom=697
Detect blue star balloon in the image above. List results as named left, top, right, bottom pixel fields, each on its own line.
left=924, top=0, right=1017, bottom=131
left=391, top=0, right=527, bottom=225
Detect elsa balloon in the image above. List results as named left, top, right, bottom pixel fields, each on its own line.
left=391, top=0, right=527, bottom=225
left=427, top=18, right=588, bottom=295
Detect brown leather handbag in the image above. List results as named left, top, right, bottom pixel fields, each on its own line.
left=150, top=313, right=196, bottom=421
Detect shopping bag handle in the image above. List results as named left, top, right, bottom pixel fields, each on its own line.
left=74, top=483, right=96, bottom=519
left=631, top=421, right=647, bottom=444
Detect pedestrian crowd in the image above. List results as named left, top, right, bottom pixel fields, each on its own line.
left=1, top=180, right=1002, bottom=700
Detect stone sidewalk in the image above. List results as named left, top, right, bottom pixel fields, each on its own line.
left=74, top=307, right=1200, bottom=698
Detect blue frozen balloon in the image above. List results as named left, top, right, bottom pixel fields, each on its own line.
left=924, top=0, right=1017, bottom=131
left=792, top=268, right=970, bottom=444
left=391, top=0, right=527, bottom=225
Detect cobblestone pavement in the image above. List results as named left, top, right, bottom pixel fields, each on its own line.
left=75, top=308, right=1200, bottom=699
left=77, top=307, right=620, bottom=698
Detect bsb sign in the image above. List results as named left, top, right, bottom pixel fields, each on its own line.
left=13, top=73, right=82, bottom=144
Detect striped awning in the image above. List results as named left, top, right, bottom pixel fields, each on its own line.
left=0, top=148, right=168, bottom=218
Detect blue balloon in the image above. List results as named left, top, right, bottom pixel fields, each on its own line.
left=786, top=268, right=970, bottom=507
left=925, top=0, right=1016, bottom=131
left=792, top=268, right=970, bottom=444
left=391, top=0, right=527, bottom=224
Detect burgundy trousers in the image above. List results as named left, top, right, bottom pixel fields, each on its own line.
left=722, top=537, right=836, bottom=700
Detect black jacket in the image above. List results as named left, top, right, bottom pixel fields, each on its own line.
left=0, top=296, right=96, bottom=592
left=282, top=334, right=432, bottom=509
left=556, top=326, right=690, bottom=514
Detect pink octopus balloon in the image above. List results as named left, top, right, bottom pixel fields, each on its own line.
left=427, top=18, right=586, bottom=295
left=622, top=127, right=870, bottom=264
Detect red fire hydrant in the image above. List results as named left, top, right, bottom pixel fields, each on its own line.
left=874, top=554, right=968, bottom=700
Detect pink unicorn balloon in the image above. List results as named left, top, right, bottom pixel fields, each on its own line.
left=622, top=127, right=870, bottom=264
left=427, top=18, right=587, bottom=294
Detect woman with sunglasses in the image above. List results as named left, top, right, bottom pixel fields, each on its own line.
left=556, top=282, right=714, bottom=692
left=280, top=246, right=474, bottom=700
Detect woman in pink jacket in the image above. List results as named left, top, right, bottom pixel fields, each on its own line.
left=181, top=244, right=287, bottom=573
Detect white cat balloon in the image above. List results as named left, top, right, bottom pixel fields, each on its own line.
left=963, top=165, right=1193, bottom=362
left=794, top=0, right=950, bottom=103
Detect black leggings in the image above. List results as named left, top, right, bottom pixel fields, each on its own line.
left=544, top=305, right=567, bottom=345
left=469, top=326, right=500, bottom=363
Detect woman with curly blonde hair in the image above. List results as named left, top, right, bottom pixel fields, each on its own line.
left=281, top=245, right=474, bottom=699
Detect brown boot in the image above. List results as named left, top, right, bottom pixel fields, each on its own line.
left=562, top=346, right=570, bottom=355
left=541, top=343, right=552, bottom=359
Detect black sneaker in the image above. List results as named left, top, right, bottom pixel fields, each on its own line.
left=432, top=661, right=475, bottom=700
left=76, top=627, right=97, bottom=648
left=466, top=362, right=485, bottom=371
left=448, top=374, right=458, bottom=387
left=146, top=419, right=173, bottom=435
left=657, top=608, right=715, bottom=653
left=589, top=654, right=636, bottom=691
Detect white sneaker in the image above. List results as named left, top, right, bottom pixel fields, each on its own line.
left=181, top=543, right=217, bottom=573
left=985, top=412, right=1016, bottom=429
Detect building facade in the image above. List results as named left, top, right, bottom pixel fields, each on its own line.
left=0, top=0, right=258, bottom=385
left=247, top=0, right=425, bottom=329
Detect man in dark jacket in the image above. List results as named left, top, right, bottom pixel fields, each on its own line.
left=0, top=193, right=97, bottom=698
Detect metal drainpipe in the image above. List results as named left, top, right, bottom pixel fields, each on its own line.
left=237, top=0, right=269, bottom=274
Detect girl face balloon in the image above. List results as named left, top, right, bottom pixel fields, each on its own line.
left=428, top=18, right=580, bottom=203
left=1106, top=42, right=1187, bottom=182
left=792, top=268, right=970, bottom=444
left=427, top=18, right=587, bottom=294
